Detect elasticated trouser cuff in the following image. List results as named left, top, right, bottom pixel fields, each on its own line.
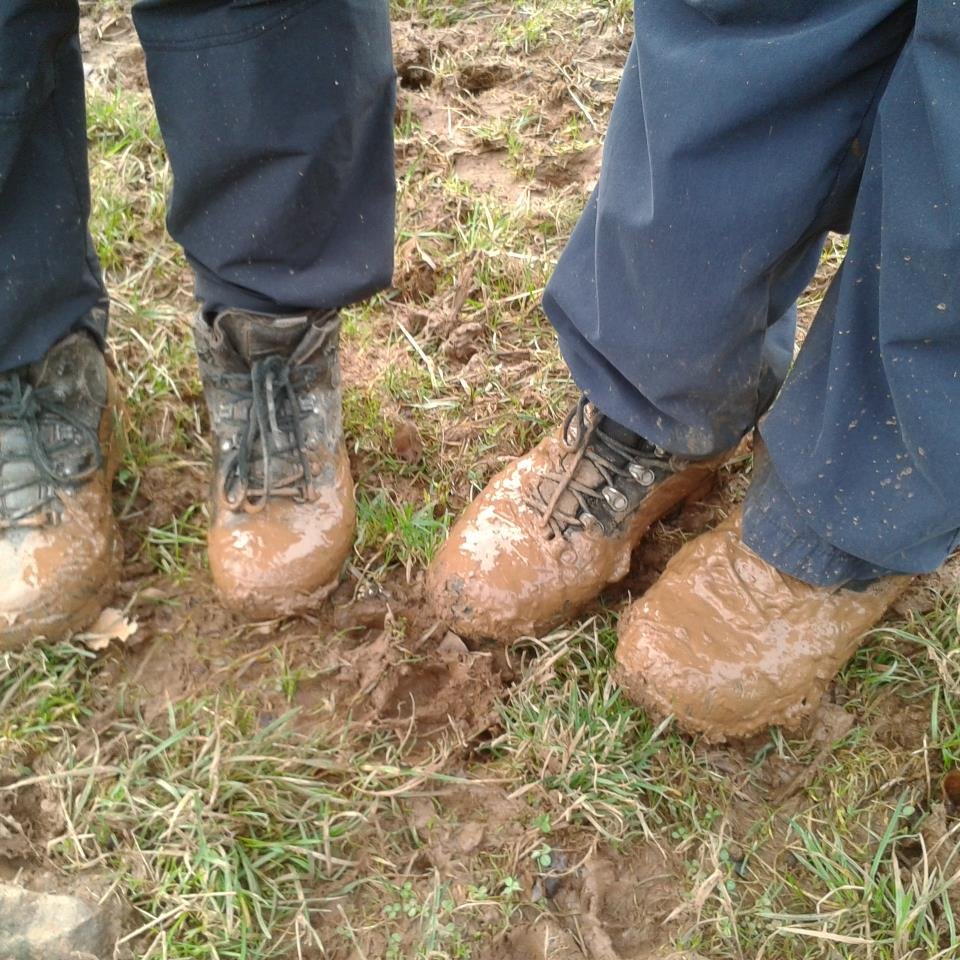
left=742, top=447, right=892, bottom=587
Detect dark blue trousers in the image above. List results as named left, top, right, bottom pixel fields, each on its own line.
left=0, top=0, right=395, bottom=371
left=545, top=0, right=960, bottom=586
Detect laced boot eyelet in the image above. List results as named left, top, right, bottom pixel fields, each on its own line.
left=629, top=463, right=656, bottom=486
left=580, top=510, right=608, bottom=535
left=602, top=485, right=629, bottom=512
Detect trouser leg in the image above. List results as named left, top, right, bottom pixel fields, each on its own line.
left=0, top=0, right=108, bottom=371
left=544, top=0, right=913, bottom=458
left=744, top=0, right=960, bottom=583
left=132, top=0, right=396, bottom=316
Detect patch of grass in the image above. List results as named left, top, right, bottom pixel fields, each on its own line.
left=0, top=643, right=95, bottom=761
left=755, top=797, right=959, bottom=960
left=139, top=503, right=208, bottom=580
left=86, top=88, right=171, bottom=276
left=53, top=699, right=382, bottom=958
left=355, top=489, right=450, bottom=569
left=485, top=618, right=681, bottom=841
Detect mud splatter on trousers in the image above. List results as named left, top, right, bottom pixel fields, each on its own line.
left=545, top=0, right=960, bottom=586
left=0, top=0, right=396, bottom=370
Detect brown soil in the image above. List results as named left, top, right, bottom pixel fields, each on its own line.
left=482, top=846, right=684, bottom=960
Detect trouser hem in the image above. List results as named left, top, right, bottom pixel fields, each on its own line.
left=742, top=446, right=905, bottom=587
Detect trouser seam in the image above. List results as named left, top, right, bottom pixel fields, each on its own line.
left=135, top=0, right=321, bottom=51
left=50, top=41, right=104, bottom=307
left=796, top=55, right=901, bottom=250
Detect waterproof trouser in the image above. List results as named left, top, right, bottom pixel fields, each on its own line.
left=0, top=0, right=395, bottom=371
left=545, top=0, right=960, bottom=586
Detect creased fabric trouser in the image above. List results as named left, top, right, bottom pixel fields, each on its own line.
left=0, top=0, right=395, bottom=371
left=545, top=0, right=960, bottom=586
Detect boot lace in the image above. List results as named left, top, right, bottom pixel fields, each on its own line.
left=524, top=397, right=675, bottom=539
left=216, top=355, right=319, bottom=512
left=0, top=376, right=102, bottom=528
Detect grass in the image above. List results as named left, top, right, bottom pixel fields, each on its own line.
left=356, top=490, right=450, bottom=570
left=1, top=2, right=958, bottom=959
left=486, top=619, right=678, bottom=842
left=58, top=702, right=375, bottom=958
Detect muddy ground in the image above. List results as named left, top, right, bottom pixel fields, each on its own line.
left=1, top=2, right=958, bottom=959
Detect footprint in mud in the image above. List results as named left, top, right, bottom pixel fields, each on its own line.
left=458, top=62, right=512, bottom=95
left=373, top=633, right=501, bottom=737
left=484, top=847, right=691, bottom=960
left=336, top=628, right=503, bottom=738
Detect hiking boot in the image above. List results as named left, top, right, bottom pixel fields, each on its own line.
left=195, top=309, right=355, bottom=619
left=0, top=332, right=122, bottom=650
left=427, top=397, right=725, bottom=641
left=616, top=506, right=910, bottom=741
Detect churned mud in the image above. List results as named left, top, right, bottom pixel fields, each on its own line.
left=482, top=846, right=686, bottom=960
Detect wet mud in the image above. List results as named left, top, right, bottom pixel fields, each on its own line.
left=208, top=446, right=356, bottom=620
left=480, top=846, right=685, bottom=960
left=616, top=508, right=910, bottom=741
left=428, top=428, right=721, bottom=642
left=0, top=370, right=123, bottom=650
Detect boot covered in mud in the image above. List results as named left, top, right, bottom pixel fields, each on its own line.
left=195, top=309, right=355, bottom=619
left=0, top=331, right=122, bottom=649
left=427, top=397, right=724, bottom=641
left=616, top=507, right=910, bottom=741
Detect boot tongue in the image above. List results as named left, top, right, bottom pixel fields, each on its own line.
left=214, top=311, right=311, bottom=368
left=28, top=331, right=107, bottom=432
left=549, top=405, right=652, bottom=529
left=598, top=414, right=647, bottom=450
left=0, top=332, right=106, bottom=523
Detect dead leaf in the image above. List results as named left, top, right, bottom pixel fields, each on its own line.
left=76, top=607, right=139, bottom=651
left=443, top=321, right=484, bottom=362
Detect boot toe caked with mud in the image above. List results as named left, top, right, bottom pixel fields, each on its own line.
left=615, top=507, right=910, bottom=741
left=428, top=398, right=723, bottom=641
left=0, top=332, right=122, bottom=650
left=196, top=310, right=356, bottom=619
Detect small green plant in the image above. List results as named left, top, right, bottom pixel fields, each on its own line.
left=501, top=876, right=522, bottom=898
left=531, top=844, right=553, bottom=870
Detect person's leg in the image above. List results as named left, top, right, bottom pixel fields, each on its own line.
left=745, top=0, right=960, bottom=584
left=617, top=0, right=960, bottom=742
left=0, top=0, right=107, bottom=371
left=544, top=0, right=914, bottom=457
left=428, top=0, right=915, bottom=643
left=131, top=0, right=395, bottom=617
left=0, top=2, right=121, bottom=650
left=131, top=0, right=395, bottom=316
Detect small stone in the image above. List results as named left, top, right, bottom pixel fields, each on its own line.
left=390, top=417, right=424, bottom=465
left=0, top=883, right=115, bottom=960
left=437, top=631, right=468, bottom=658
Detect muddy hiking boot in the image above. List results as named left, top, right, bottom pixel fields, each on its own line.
left=428, top=397, right=725, bottom=640
left=195, top=309, right=355, bottom=619
left=0, top=332, right=122, bottom=650
left=616, top=506, right=910, bottom=741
